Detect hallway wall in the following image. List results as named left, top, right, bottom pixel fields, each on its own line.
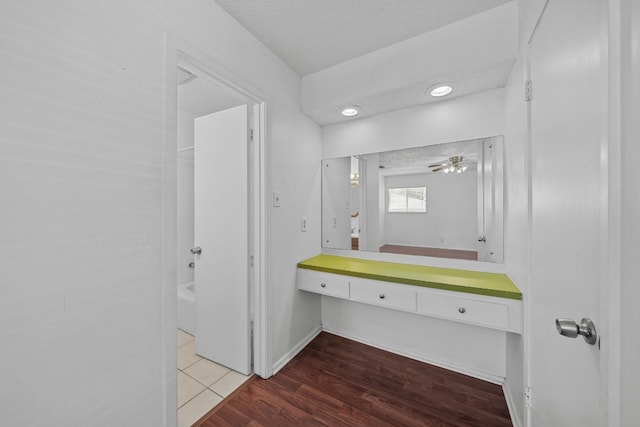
left=0, top=1, right=321, bottom=425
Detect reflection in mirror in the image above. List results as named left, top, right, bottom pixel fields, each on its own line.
left=322, top=136, right=503, bottom=263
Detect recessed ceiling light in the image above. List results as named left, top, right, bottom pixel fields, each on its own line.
left=429, top=84, right=453, bottom=97
left=341, top=105, right=361, bottom=117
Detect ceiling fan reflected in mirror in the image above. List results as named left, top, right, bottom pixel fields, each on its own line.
left=428, top=156, right=471, bottom=174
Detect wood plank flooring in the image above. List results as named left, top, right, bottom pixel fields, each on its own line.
left=379, top=244, right=478, bottom=261
left=198, top=332, right=512, bottom=426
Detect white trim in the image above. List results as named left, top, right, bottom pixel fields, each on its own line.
left=503, top=383, right=523, bottom=427
left=604, top=1, right=622, bottom=425
left=322, top=326, right=505, bottom=385
left=523, top=4, right=547, bottom=424
left=271, top=326, right=322, bottom=375
left=254, top=102, right=271, bottom=378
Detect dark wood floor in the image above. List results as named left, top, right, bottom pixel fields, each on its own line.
left=197, top=332, right=512, bottom=426
left=379, top=244, right=478, bottom=261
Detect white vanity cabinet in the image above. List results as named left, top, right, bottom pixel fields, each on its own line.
left=349, top=277, right=417, bottom=312
left=417, top=288, right=521, bottom=332
left=297, top=266, right=522, bottom=334
left=297, top=269, right=350, bottom=299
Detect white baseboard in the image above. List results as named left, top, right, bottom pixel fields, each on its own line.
left=322, top=325, right=505, bottom=385
left=503, top=383, right=523, bottom=427
left=271, top=325, right=322, bottom=375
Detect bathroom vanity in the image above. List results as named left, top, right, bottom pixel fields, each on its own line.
left=297, top=254, right=522, bottom=333
left=297, top=254, right=522, bottom=383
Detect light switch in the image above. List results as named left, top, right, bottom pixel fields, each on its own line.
left=273, top=191, right=281, bottom=207
left=301, top=217, right=308, bottom=232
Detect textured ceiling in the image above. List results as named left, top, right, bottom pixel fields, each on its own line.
left=213, top=0, right=517, bottom=126
left=377, top=138, right=480, bottom=172
left=214, top=0, right=510, bottom=76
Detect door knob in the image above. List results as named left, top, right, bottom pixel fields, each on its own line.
left=190, top=246, right=202, bottom=255
left=555, top=318, right=597, bottom=345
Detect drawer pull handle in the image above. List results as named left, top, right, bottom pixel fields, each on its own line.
left=458, top=307, right=466, bottom=314
left=320, top=283, right=326, bottom=288
left=379, top=294, right=386, bottom=299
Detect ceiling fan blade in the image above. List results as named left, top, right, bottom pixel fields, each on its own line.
left=428, top=162, right=447, bottom=168
left=431, top=166, right=447, bottom=172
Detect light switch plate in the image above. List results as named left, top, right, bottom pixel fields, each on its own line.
left=273, top=191, right=281, bottom=207
left=301, top=217, right=308, bottom=232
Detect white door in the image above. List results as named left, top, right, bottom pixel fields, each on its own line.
left=321, top=157, right=351, bottom=249
left=529, top=0, right=605, bottom=425
left=194, top=104, right=251, bottom=375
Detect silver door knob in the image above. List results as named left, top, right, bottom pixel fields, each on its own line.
left=555, top=318, right=597, bottom=345
left=190, top=246, right=202, bottom=255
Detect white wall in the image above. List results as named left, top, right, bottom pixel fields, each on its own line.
left=0, top=1, right=321, bottom=425
left=266, top=104, right=323, bottom=371
left=382, top=171, right=477, bottom=251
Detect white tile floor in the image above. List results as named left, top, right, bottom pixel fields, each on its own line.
left=177, top=329, right=252, bottom=427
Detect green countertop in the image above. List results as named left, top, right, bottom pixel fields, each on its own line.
left=297, top=254, right=522, bottom=300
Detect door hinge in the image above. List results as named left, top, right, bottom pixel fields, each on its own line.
left=249, top=254, right=254, bottom=266
left=525, top=80, right=533, bottom=102
left=524, top=386, right=532, bottom=407
left=250, top=129, right=254, bottom=142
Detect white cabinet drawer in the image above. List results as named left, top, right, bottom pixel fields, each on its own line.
left=418, top=293, right=508, bottom=329
left=350, top=278, right=416, bottom=312
left=298, top=269, right=350, bottom=299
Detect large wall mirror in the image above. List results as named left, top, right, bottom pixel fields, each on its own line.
left=322, top=136, right=504, bottom=263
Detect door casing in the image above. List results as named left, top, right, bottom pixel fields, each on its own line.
left=162, top=32, right=269, bottom=426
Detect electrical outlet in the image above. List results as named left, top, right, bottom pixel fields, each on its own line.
left=301, top=217, right=308, bottom=232
left=273, top=191, right=281, bottom=207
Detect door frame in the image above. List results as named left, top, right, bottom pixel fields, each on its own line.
left=524, top=1, right=620, bottom=426
left=161, top=32, right=269, bottom=424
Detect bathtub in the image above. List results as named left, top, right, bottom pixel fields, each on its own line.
left=177, top=282, right=195, bottom=336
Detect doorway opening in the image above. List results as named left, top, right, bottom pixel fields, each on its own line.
left=170, top=53, right=267, bottom=424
